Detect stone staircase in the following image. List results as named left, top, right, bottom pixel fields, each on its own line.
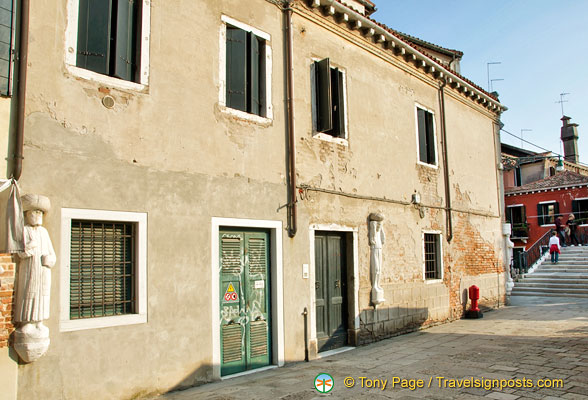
left=511, top=246, right=588, bottom=298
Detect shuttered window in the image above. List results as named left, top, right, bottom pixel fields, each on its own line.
left=417, top=107, right=436, bottom=165
left=69, top=220, right=136, bottom=319
left=76, top=0, right=140, bottom=82
left=314, top=58, right=346, bottom=138
left=572, top=199, right=588, bottom=224
left=0, top=0, right=15, bottom=96
left=537, top=202, right=558, bottom=226
left=226, top=25, right=265, bottom=116
left=424, top=233, right=441, bottom=280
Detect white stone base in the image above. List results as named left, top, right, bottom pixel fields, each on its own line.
left=13, top=324, right=50, bottom=363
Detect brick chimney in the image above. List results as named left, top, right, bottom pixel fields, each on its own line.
left=561, top=116, right=580, bottom=163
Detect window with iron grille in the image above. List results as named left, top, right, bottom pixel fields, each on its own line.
left=424, top=233, right=441, bottom=280
left=69, top=220, right=136, bottom=319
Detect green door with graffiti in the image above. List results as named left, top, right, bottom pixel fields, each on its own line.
left=220, top=229, right=271, bottom=376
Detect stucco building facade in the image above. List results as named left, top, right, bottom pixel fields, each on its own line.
left=1, top=0, right=507, bottom=398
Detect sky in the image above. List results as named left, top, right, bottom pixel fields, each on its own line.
left=371, top=0, right=587, bottom=163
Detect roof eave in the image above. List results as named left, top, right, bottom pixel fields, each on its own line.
left=307, top=0, right=506, bottom=113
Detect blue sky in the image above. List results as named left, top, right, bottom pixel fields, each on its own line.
left=372, top=1, right=587, bottom=162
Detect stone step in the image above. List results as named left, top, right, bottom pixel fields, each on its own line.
left=509, top=291, right=588, bottom=298
left=533, top=268, right=588, bottom=273
left=511, top=286, right=588, bottom=295
left=515, top=282, right=588, bottom=289
left=521, top=277, right=588, bottom=284
left=545, top=260, right=588, bottom=265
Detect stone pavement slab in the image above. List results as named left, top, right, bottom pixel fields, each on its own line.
left=149, top=296, right=588, bottom=400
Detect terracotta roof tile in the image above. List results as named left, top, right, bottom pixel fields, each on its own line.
left=505, top=171, right=588, bottom=194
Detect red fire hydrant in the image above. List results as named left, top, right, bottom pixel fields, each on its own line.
left=465, top=285, right=483, bottom=319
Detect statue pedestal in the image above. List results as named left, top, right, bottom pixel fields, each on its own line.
left=13, top=324, right=50, bottom=363
left=371, top=287, right=385, bottom=306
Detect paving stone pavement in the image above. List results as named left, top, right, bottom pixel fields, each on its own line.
left=151, top=296, right=588, bottom=400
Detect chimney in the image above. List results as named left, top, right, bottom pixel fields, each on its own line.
left=561, top=116, right=580, bottom=164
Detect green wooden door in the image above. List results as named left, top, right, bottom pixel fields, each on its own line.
left=315, top=232, right=348, bottom=352
left=220, top=229, right=271, bottom=376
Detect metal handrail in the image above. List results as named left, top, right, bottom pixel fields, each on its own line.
left=518, top=229, right=553, bottom=274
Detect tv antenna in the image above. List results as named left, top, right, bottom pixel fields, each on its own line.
left=555, top=92, right=570, bottom=116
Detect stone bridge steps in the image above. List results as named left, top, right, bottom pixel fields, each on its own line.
left=511, top=246, right=588, bottom=298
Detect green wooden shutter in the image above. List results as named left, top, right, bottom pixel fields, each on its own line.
left=314, top=235, right=327, bottom=339
left=329, top=67, right=341, bottom=137
left=249, top=33, right=261, bottom=116
left=77, top=0, right=112, bottom=75
left=315, top=58, right=332, bottom=133
left=226, top=26, right=247, bottom=112
left=572, top=200, right=580, bottom=222
left=245, top=232, right=270, bottom=369
left=553, top=202, right=559, bottom=224
left=336, top=69, right=345, bottom=137
left=417, top=109, right=427, bottom=163
left=425, top=111, right=435, bottom=164
left=0, top=0, right=14, bottom=96
left=114, top=0, right=138, bottom=82
left=505, top=207, right=512, bottom=223
left=522, top=205, right=527, bottom=223
left=537, top=204, right=544, bottom=226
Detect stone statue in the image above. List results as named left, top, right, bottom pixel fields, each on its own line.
left=369, top=213, right=385, bottom=306
left=502, top=223, right=515, bottom=297
left=13, top=194, right=56, bottom=363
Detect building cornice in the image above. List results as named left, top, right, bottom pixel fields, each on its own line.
left=301, top=0, right=506, bottom=114
left=505, top=183, right=588, bottom=197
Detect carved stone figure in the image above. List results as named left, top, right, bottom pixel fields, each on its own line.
left=369, top=213, right=385, bottom=306
left=13, top=194, right=56, bottom=363
left=502, top=223, right=515, bottom=297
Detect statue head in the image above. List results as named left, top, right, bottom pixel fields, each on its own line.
left=22, top=194, right=51, bottom=227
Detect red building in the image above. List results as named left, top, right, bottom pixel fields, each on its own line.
left=504, top=171, right=588, bottom=268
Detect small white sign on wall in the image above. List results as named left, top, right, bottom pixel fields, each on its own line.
left=303, top=264, right=309, bottom=279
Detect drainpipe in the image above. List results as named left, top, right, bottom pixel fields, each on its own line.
left=439, top=80, right=453, bottom=242
left=285, top=1, right=297, bottom=237
left=12, top=0, right=30, bottom=180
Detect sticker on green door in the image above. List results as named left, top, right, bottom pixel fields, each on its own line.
left=223, top=283, right=239, bottom=302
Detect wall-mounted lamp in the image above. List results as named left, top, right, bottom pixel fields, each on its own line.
left=411, top=192, right=421, bottom=205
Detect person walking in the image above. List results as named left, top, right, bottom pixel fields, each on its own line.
left=549, top=230, right=561, bottom=263
left=567, top=214, right=580, bottom=246
left=555, top=216, right=566, bottom=247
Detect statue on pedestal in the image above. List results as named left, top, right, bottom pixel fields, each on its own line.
left=13, top=194, right=55, bottom=363
left=369, top=213, right=385, bottom=306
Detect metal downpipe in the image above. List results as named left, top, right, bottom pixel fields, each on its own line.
left=439, top=80, right=453, bottom=242
left=12, top=0, right=29, bottom=180
left=285, top=1, right=297, bottom=237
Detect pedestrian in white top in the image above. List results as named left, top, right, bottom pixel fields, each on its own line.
left=548, top=231, right=561, bottom=264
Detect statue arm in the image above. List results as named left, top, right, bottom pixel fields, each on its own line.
left=41, top=228, right=56, bottom=268
left=17, top=228, right=36, bottom=259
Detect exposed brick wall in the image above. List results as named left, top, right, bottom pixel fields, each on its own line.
left=0, top=254, right=16, bottom=348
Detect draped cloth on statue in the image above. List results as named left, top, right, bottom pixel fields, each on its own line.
left=14, top=225, right=56, bottom=323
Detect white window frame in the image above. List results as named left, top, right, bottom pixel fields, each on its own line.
left=64, top=0, right=151, bottom=90
left=218, top=15, right=273, bottom=124
left=310, top=59, right=349, bottom=146
left=574, top=197, right=588, bottom=226
left=538, top=200, right=557, bottom=227
left=415, top=103, right=438, bottom=168
left=422, top=230, right=443, bottom=282
left=60, top=208, right=148, bottom=332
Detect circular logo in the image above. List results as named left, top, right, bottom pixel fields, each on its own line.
left=314, top=373, right=334, bottom=393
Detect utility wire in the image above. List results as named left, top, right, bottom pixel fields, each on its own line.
left=501, top=128, right=588, bottom=169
